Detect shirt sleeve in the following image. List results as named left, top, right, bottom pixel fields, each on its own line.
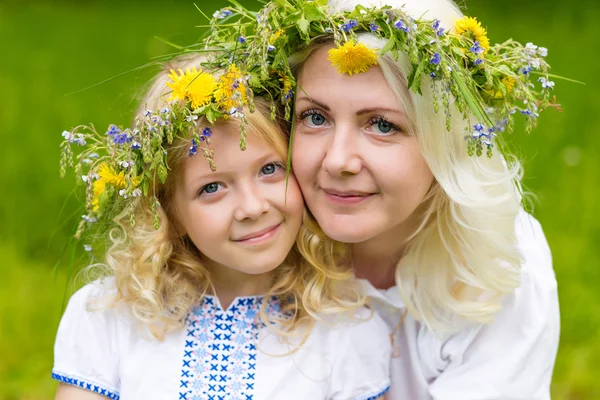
left=52, top=280, right=122, bottom=399
left=328, top=307, right=392, bottom=400
left=428, top=211, right=560, bottom=400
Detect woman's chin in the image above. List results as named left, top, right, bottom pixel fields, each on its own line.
left=319, top=218, right=376, bottom=244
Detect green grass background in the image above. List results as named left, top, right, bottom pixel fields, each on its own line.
left=0, top=0, right=598, bottom=398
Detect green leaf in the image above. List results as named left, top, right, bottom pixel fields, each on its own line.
left=452, top=69, right=494, bottom=126
left=297, top=16, right=310, bottom=38
left=158, top=164, right=168, bottom=184
left=304, top=3, right=327, bottom=22
left=205, top=107, right=218, bottom=125
left=380, top=35, right=396, bottom=55
left=142, top=178, right=149, bottom=196
left=407, top=57, right=428, bottom=95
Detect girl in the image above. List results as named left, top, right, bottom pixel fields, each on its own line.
left=54, top=55, right=391, bottom=399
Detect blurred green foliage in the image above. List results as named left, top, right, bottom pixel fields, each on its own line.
left=0, top=0, right=598, bottom=399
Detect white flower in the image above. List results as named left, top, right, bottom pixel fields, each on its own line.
left=132, top=189, right=142, bottom=197
left=119, top=189, right=128, bottom=198
left=538, top=47, right=548, bottom=57
left=83, top=244, right=93, bottom=252
left=61, top=130, right=74, bottom=141
left=525, top=42, right=538, bottom=56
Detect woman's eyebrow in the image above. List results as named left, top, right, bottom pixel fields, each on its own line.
left=356, top=107, right=405, bottom=116
left=295, top=96, right=330, bottom=111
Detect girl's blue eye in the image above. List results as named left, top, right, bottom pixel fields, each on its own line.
left=260, top=162, right=283, bottom=176
left=261, top=163, right=277, bottom=175
left=201, top=182, right=222, bottom=195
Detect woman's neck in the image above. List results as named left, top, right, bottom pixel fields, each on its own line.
left=205, top=262, right=273, bottom=309
left=350, top=210, right=423, bottom=289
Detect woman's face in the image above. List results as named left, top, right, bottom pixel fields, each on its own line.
left=292, top=45, right=434, bottom=244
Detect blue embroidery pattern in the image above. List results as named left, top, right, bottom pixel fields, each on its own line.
left=179, top=295, right=282, bottom=400
left=52, top=371, right=120, bottom=399
left=359, top=384, right=391, bottom=400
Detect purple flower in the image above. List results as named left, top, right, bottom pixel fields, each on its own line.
left=429, top=72, right=437, bottom=79
left=237, top=36, right=246, bottom=44
left=202, top=127, right=212, bottom=138
left=474, top=58, right=484, bottom=66
left=519, top=66, right=533, bottom=75
left=369, top=22, right=379, bottom=32
left=131, top=141, right=142, bottom=149
left=267, top=44, right=276, bottom=52
left=430, top=52, right=441, bottom=65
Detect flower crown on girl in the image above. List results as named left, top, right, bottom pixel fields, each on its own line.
left=60, top=0, right=562, bottom=240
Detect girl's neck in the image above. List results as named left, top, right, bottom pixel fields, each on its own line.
left=205, top=262, right=273, bottom=310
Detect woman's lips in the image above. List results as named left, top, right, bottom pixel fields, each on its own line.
left=323, top=189, right=374, bottom=205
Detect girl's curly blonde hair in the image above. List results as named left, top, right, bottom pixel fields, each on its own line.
left=89, top=54, right=363, bottom=339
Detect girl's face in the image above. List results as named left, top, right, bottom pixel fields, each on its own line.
left=292, top=45, right=434, bottom=244
left=174, top=122, right=304, bottom=277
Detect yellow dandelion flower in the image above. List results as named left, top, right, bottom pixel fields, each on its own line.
left=214, top=64, right=248, bottom=110
left=91, top=179, right=106, bottom=211
left=91, top=163, right=141, bottom=210
left=166, top=67, right=217, bottom=108
left=98, top=163, right=127, bottom=187
left=269, top=29, right=284, bottom=44
left=487, top=77, right=517, bottom=99
left=327, top=41, right=378, bottom=76
left=455, top=16, right=490, bottom=54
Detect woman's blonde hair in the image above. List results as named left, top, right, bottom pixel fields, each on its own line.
left=291, top=0, right=523, bottom=334
left=90, top=53, right=362, bottom=339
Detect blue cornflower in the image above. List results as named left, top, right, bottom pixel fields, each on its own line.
left=267, top=44, right=276, bottom=52
left=430, top=52, right=441, bottom=65
left=202, top=127, right=213, bottom=138
left=519, top=65, right=533, bottom=75
left=538, top=77, right=555, bottom=89
left=474, top=58, right=484, bottom=66
left=189, top=139, right=198, bottom=157
left=131, top=141, right=142, bottom=149
left=340, top=19, right=358, bottom=32
left=106, top=125, right=121, bottom=136
left=369, top=22, right=379, bottom=32
left=143, top=109, right=152, bottom=117
left=237, top=36, right=246, bottom=44
left=470, top=41, right=484, bottom=55
left=394, top=19, right=410, bottom=32
left=432, top=19, right=445, bottom=36
left=160, top=107, right=170, bottom=114
left=213, top=9, right=233, bottom=19
left=284, top=90, right=293, bottom=100
left=112, top=133, right=130, bottom=144
left=430, top=72, right=437, bottom=79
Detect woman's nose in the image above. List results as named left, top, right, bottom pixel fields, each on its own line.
left=322, top=124, right=362, bottom=176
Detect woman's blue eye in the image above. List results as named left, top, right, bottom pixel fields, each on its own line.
left=370, top=117, right=399, bottom=135
left=201, top=182, right=221, bottom=194
left=377, top=120, right=393, bottom=133
left=300, top=110, right=327, bottom=127
left=310, top=114, right=325, bottom=126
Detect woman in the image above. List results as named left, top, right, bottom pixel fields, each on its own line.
left=290, top=0, right=559, bottom=398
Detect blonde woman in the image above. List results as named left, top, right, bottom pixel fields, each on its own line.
left=289, top=0, right=559, bottom=398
